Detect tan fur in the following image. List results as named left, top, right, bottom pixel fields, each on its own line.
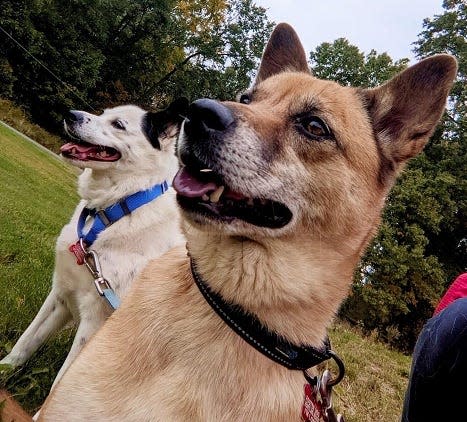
left=0, top=390, right=32, bottom=422
left=39, top=23, right=457, bottom=421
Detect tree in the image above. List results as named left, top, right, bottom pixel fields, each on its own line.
left=90, top=0, right=180, bottom=107
left=0, top=0, right=273, bottom=132
left=335, top=2, right=466, bottom=351
left=154, top=0, right=274, bottom=103
left=0, top=0, right=181, bottom=131
left=0, top=57, right=15, bottom=99
left=2, top=0, right=101, bottom=130
left=309, top=38, right=408, bottom=87
left=410, top=0, right=466, bottom=332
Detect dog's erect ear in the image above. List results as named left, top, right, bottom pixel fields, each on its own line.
left=255, top=23, right=309, bottom=85
left=362, top=54, right=457, bottom=177
left=142, top=97, right=189, bottom=149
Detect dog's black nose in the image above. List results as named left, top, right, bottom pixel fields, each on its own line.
left=185, top=99, right=234, bottom=137
left=65, top=110, right=85, bottom=125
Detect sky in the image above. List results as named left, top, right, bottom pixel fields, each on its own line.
left=254, top=0, right=445, bottom=62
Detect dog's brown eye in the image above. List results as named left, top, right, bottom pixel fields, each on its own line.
left=239, top=94, right=251, bottom=105
left=299, top=116, right=331, bottom=139
left=306, top=119, right=327, bottom=136
left=112, top=120, right=126, bottom=130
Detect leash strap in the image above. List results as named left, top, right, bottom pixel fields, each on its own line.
left=190, top=259, right=334, bottom=371
left=102, top=288, right=121, bottom=310
left=77, top=181, right=169, bottom=246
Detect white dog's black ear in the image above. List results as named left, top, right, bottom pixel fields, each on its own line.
left=142, top=97, right=189, bottom=149
left=255, top=23, right=309, bottom=85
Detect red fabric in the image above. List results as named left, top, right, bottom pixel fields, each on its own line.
left=434, top=273, right=467, bottom=316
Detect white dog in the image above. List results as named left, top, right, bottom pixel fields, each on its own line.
left=0, top=99, right=187, bottom=393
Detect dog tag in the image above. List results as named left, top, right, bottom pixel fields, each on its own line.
left=69, top=240, right=86, bottom=265
left=302, top=383, right=323, bottom=422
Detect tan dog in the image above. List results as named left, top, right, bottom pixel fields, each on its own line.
left=39, top=24, right=456, bottom=421
left=0, top=390, right=31, bottom=422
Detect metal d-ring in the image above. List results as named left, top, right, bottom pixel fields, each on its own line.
left=302, top=350, right=345, bottom=388
left=303, top=368, right=318, bottom=386
left=327, top=350, right=345, bottom=387
left=79, top=237, right=87, bottom=253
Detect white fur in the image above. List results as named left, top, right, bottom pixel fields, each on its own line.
left=0, top=105, right=184, bottom=398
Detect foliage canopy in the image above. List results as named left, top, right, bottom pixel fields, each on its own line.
left=0, top=0, right=273, bottom=131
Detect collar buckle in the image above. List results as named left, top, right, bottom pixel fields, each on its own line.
left=97, top=210, right=111, bottom=227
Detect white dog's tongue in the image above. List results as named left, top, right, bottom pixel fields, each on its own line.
left=60, top=142, right=120, bottom=161
left=173, top=167, right=218, bottom=198
left=60, top=142, right=96, bottom=154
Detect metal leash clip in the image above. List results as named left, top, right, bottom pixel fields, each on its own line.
left=318, top=370, right=345, bottom=422
left=83, top=247, right=120, bottom=310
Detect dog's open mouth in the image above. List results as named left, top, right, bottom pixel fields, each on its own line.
left=60, top=141, right=121, bottom=162
left=173, top=165, right=292, bottom=229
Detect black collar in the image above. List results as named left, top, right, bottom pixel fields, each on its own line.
left=190, top=259, right=343, bottom=375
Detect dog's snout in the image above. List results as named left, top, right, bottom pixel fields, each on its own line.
left=185, top=99, right=234, bottom=137
left=65, top=110, right=85, bottom=125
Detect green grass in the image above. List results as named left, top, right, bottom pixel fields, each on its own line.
left=0, top=122, right=78, bottom=412
left=329, top=323, right=411, bottom=421
left=0, top=120, right=411, bottom=419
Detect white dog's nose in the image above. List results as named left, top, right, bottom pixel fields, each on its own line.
left=65, top=110, right=85, bottom=125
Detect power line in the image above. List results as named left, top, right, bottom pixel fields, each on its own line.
left=0, top=24, right=96, bottom=111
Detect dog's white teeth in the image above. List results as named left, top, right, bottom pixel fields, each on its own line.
left=209, top=186, right=225, bottom=203
left=202, top=194, right=209, bottom=201
left=200, top=168, right=213, bottom=173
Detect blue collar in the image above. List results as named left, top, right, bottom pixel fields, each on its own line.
left=77, top=181, right=169, bottom=246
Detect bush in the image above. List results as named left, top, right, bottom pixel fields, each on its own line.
left=0, top=99, right=63, bottom=153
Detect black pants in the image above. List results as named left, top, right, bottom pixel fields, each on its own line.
left=402, top=297, right=467, bottom=421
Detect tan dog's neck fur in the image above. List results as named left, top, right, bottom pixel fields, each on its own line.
left=40, top=23, right=457, bottom=421
left=185, top=225, right=362, bottom=347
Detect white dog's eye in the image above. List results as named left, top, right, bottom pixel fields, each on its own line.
left=112, top=120, right=126, bottom=130
left=239, top=93, right=251, bottom=105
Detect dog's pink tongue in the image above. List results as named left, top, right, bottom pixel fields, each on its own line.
left=60, top=142, right=96, bottom=153
left=173, top=167, right=218, bottom=198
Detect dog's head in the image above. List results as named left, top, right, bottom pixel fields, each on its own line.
left=175, top=24, right=456, bottom=251
left=61, top=98, right=188, bottom=174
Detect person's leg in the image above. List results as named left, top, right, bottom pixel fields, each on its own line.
left=402, top=297, right=467, bottom=421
